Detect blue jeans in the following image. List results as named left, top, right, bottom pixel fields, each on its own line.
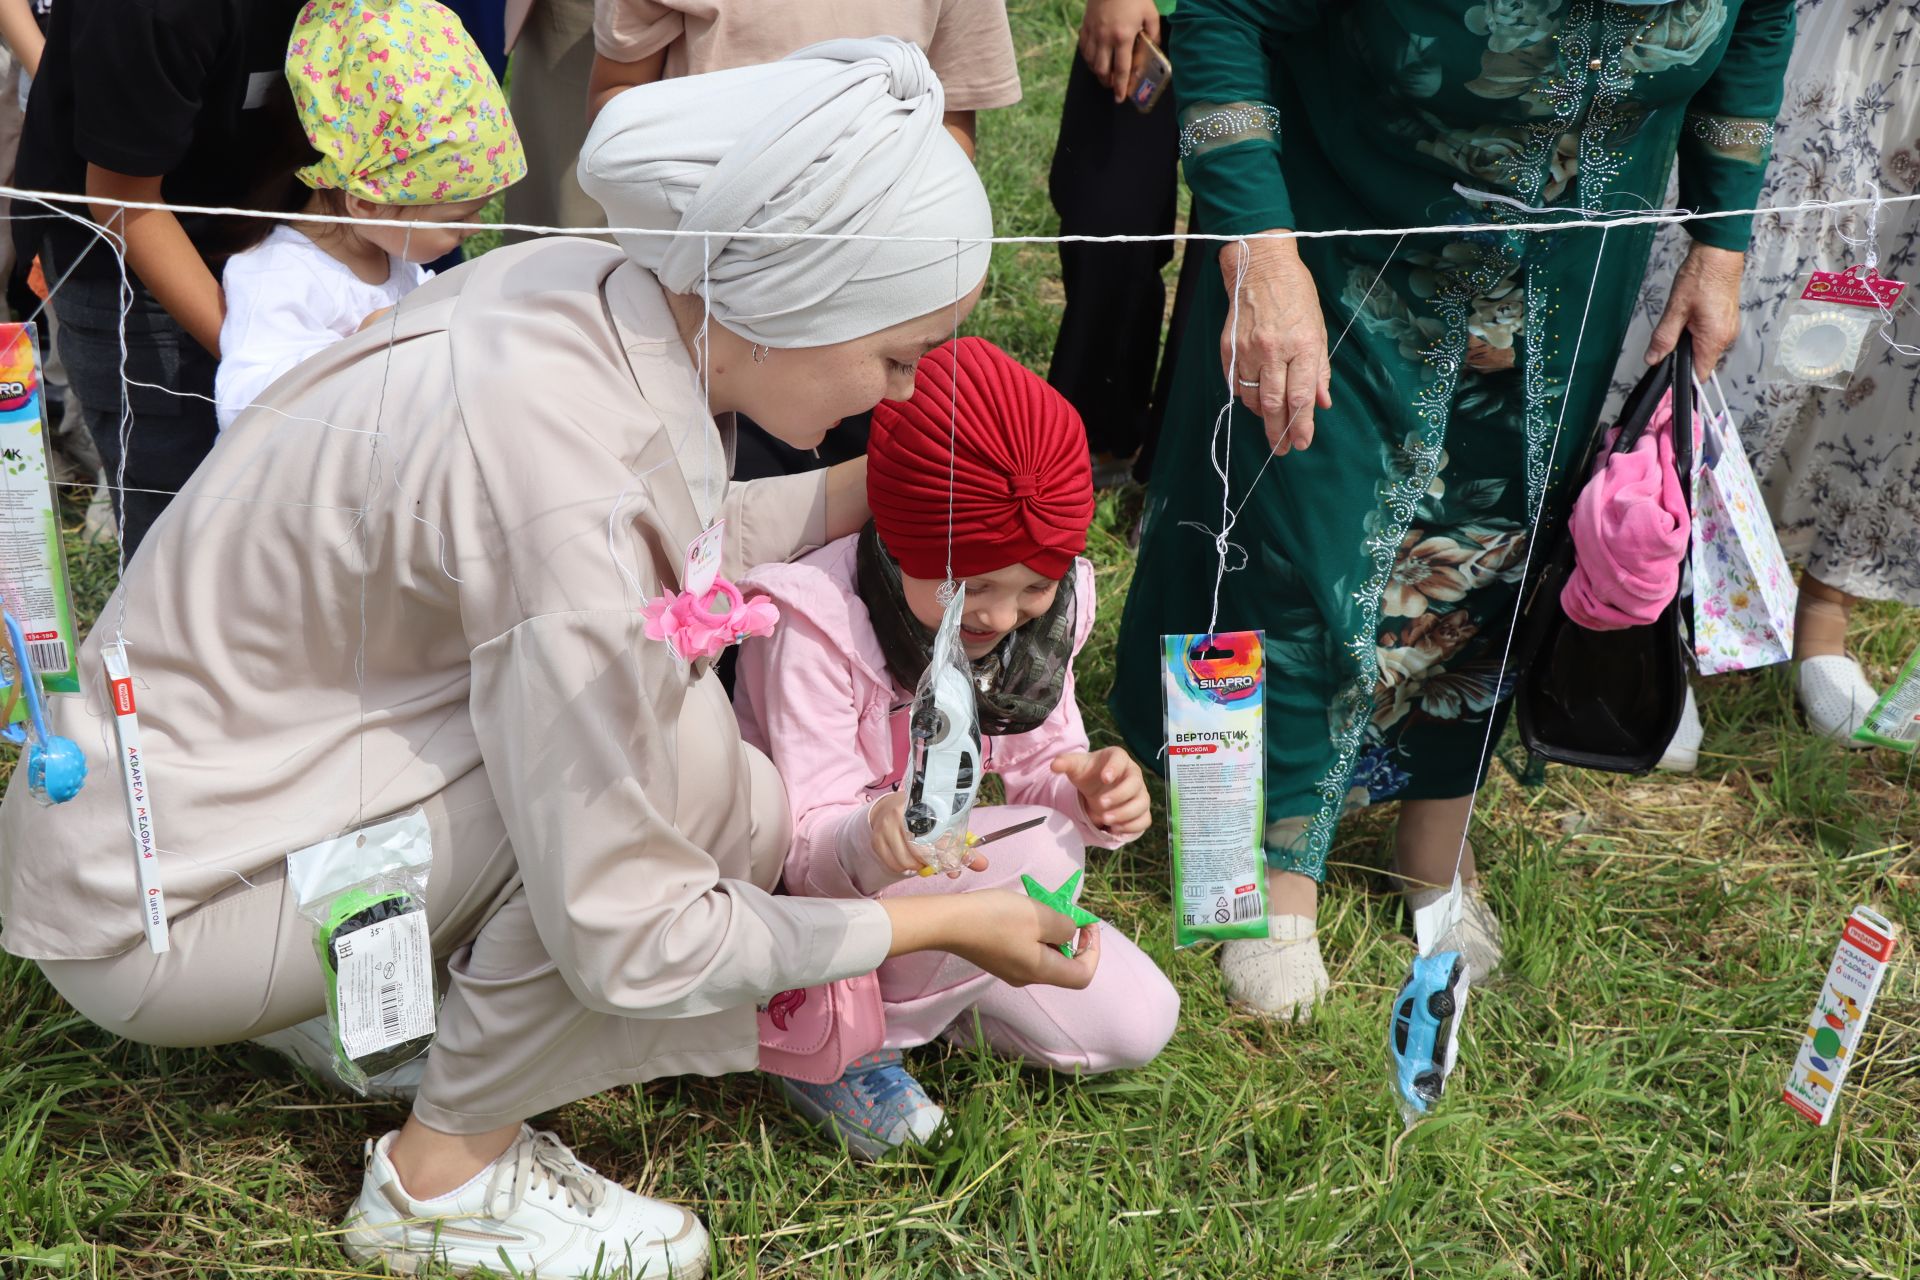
left=45, top=243, right=219, bottom=558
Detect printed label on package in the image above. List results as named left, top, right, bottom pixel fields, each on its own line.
left=1784, top=906, right=1898, bottom=1125
left=333, top=910, right=436, bottom=1062
left=104, top=642, right=168, bottom=953
left=0, top=324, right=78, bottom=698
left=1162, top=631, right=1268, bottom=947
left=1800, top=266, right=1906, bottom=311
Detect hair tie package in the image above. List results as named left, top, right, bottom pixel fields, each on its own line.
left=287, top=811, right=437, bottom=1092
left=1766, top=266, right=1906, bottom=390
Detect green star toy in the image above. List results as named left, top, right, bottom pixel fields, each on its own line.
left=1020, top=870, right=1100, bottom=957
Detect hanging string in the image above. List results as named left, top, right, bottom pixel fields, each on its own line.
left=1442, top=224, right=1616, bottom=903
left=1835, top=182, right=1920, bottom=361
left=354, top=224, right=414, bottom=828
left=1203, top=242, right=1249, bottom=634
left=943, top=240, right=960, bottom=595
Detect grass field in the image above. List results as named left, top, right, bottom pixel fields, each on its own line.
left=5, top=3, right=1919, bottom=1276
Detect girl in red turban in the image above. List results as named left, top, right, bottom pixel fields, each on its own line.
left=732, top=338, right=1173, bottom=1160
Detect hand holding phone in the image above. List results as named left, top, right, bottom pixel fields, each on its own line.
left=1078, top=0, right=1162, bottom=102
left=1126, top=31, right=1173, bottom=114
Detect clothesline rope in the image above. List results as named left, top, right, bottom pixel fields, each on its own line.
left=7, top=183, right=1918, bottom=247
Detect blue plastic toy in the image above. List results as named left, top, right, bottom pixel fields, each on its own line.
left=1389, top=949, right=1469, bottom=1119
left=1, top=611, right=86, bottom=804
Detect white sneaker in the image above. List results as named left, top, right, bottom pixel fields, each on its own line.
left=1658, top=684, right=1703, bottom=773
left=251, top=1015, right=425, bottom=1101
left=342, top=1126, right=709, bottom=1279
left=1797, top=655, right=1878, bottom=747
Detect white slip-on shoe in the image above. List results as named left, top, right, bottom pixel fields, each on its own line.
left=1403, top=883, right=1505, bottom=982
left=1797, top=655, right=1879, bottom=747
left=1658, top=683, right=1703, bottom=773
left=1220, top=914, right=1330, bottom=1021
left=251, top=1015, right=425, bottom=1101
left=342, top=1127, right=709, bottom=1279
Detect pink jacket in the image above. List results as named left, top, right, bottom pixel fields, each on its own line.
left=734, top=535, right=1126, bottom=901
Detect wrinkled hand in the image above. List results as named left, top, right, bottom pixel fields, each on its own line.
left=1645, top=242, right=1744, bottom=372
left=1078, top=0, right=1161, bottom=101
left=1052, top=747, right=1152, bottom=837
left=1221, top=235, right=1332, bottom=455
left=948, top=890, right=1102, bottom=988
left=868, top=791, right=986, bottom=879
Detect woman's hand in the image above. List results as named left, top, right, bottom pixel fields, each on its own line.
left=1221, top=235, right=1332, bottom=455
left=1645, top=242, right=1745, bottom=372
left=883, top=890, right=1101, bottom=988
left=1052, top=747, right=1152, bottom=837
left=1079, top=0, right=1161, bottom=101
left=868, top=792, right=986, bottom=879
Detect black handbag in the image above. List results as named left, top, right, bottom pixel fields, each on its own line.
left=1511, top=340, right=1694, bottom=774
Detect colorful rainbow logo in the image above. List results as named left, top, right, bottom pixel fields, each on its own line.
left=1175, top=632, right=1264, bottom=706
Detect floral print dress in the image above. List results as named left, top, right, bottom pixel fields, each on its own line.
left=1617, top=0, right=1920, bottom=606
left=1111, top=0, right=1795, bottom=880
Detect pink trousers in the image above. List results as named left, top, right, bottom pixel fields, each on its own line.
left=859, top=806, right=1179, bottom=1074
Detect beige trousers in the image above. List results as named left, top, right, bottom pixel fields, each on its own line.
left=38, top=765, right=786, bottom=1135
left=502, top=0, right=604, bottom=243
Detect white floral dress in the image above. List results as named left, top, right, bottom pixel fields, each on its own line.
left=1619, top=0, right=1920, bottom=604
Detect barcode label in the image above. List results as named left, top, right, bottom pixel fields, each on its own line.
left=27, top=640, right=67, bottom=675
left=380, top=982, right=403, bottom=1040
left=1231, top=892, right=1263, bottom=922
left=333, top=911, right=435, bottom=1060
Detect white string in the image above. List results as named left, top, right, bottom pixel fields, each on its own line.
left=354, top=225, right=412, bottom=827
left=1447, top=225, right=1616, bottom=897
left=1202, top=243, right=1249, bottom=633
left=9, top=181, right=1914, bottom=247
left=1834, top=182, right=1920, bottom=361
left=944, top=241, right=960, bottom=591
left=1224, top=234, right=1408, bottom=529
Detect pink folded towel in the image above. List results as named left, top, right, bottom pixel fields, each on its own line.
left=1560, top=390, right=1689, bottom=631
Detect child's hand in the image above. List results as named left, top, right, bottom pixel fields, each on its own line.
left=358, top=306, right=395, bottom=332
left=1051, top=747, right=1152, bottom=837
left=868, top=792, right=988, bottom=879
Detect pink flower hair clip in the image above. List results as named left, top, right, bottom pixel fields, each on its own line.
left=640, top=575, right=779, bottom=662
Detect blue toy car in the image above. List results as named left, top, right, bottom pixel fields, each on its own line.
left=1390, top=950, right=1469, bottom=1117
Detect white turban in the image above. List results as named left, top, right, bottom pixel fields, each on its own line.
left=577, top=37, right=993, bottom=348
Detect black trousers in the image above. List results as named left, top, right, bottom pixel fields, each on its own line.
left=1047, top=35, right=1197, bottom=472
left=46, top=242, right=219, bottom=559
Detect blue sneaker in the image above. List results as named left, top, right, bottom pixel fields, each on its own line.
left=776, top=1050, right=946, bottom=1161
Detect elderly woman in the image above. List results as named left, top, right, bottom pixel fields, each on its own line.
left=1112, top=0, right=1794, bottom=1018
left=0, top=41, right=1095, bottom=1280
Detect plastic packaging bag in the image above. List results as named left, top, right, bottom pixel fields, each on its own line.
left=1765, top=267, right=1905, bottom=391
left=1853, top=644, right=1920, bottom=752
left=903, top=585, right=982, bottom=873
left=288, top=811, right=436, bottom=1092
left=1161, top=631, right=1268, bottom=947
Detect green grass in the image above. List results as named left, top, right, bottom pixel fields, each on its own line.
left=4, top=4, right=1919, bottom=1276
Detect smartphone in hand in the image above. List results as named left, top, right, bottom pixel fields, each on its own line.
left=1127, top=31, right=1172, bottom=114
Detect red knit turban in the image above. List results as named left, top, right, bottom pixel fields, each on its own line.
left=868, top=338, right=1094, bottom=580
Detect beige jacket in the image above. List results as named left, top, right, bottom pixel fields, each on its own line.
left=0, top=240, right=890, bottom=1024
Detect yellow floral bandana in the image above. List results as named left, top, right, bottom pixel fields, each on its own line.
left=288, top=0, right=525, bottom=204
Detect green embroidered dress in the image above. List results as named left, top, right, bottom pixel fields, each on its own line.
left=1111, top=0, right=1793, bottom=879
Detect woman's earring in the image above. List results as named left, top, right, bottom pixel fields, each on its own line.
left=751, top=343, right=771, bottom=364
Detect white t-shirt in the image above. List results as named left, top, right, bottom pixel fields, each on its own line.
left=215, top=225, right=429, bottom=430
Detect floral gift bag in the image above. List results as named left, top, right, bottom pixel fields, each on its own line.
left=1691, top=376, right=1795, bottom=675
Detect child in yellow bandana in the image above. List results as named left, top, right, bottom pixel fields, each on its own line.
left=214, top=0, right=525, bottom=431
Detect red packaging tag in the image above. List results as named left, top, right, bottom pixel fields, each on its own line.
left=1801, top=265, right=1906, bottom=310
